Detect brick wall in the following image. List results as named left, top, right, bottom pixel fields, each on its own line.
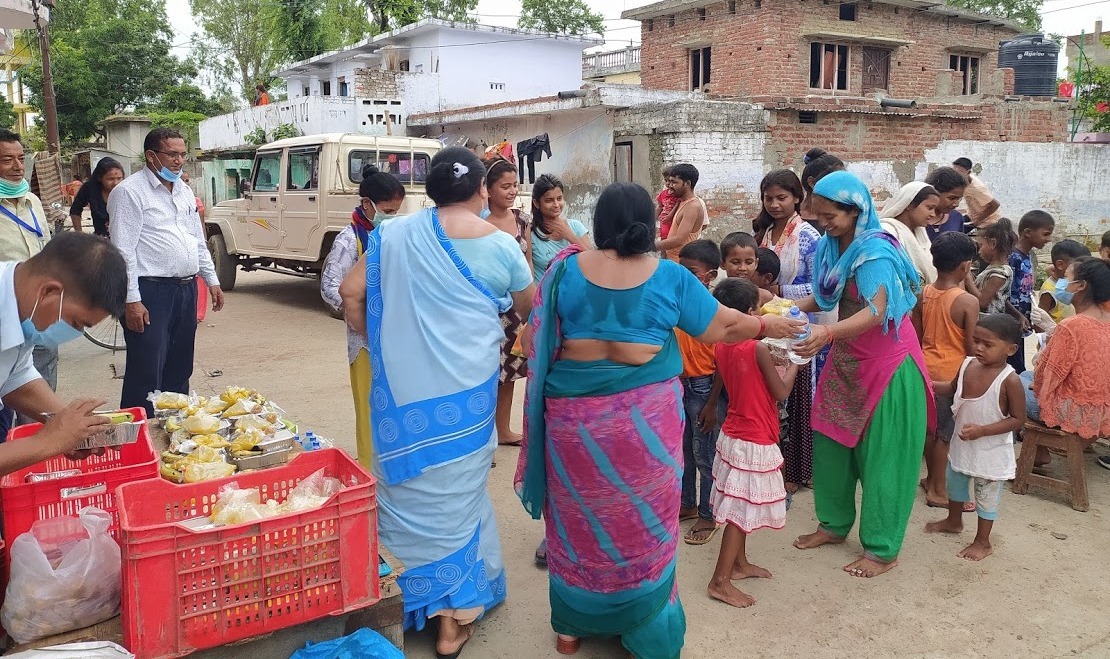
left=354, top=69, right=400, bottom=98
left=639, top=0, right=1019, bottom=100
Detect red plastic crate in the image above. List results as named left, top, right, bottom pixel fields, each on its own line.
left=116, top=448, right=378, bottom=659
left=0, top=406, right=158, bottom=546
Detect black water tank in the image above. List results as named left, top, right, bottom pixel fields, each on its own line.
left=998, top=33, right=1060, bottom=96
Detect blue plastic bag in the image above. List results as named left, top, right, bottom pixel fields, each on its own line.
left=290, top=628, right=404, bottom=659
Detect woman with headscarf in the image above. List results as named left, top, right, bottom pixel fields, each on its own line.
left=340, top=147, right=534, bottom=658
left=790, top=171, right=935, bottom=579
left=880, top=182, right=941, bottom=286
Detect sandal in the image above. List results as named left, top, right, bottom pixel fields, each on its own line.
left=962, top=501, right=976, bottom=513
left=534, top=539, right=548, bottom=568
left=683, top=523, right=720, bottom=546
left=556, top=635, right=581, bottom=655
left=435, top=622, right=474, bottom=659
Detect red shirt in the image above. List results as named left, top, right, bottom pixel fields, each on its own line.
left=715, top=340, right=780, bottom=445
left=657, top=188, right=679, bottom=239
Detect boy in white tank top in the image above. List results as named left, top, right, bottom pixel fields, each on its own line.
left=924, top=313, right=1027, bottom=561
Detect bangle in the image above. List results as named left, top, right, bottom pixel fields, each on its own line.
left=756, top=315, right=766, bottom=339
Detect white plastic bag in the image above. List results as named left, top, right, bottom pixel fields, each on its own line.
left=0, top=507, right=122, bottom=644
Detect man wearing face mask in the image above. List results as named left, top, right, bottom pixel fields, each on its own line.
left=0, top=129, right=54, bottom=441
left=108, top=128, right=224, bottom=416
left=1, top=232, right=128, bottom=472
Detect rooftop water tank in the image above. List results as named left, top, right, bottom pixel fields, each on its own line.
left=999, top=33, right=1060, bottom=97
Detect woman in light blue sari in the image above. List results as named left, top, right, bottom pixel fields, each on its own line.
left=341, top=147, right=535, bottom=658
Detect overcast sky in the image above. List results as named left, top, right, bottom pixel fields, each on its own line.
left=165, top=0, right=1109, bottom=71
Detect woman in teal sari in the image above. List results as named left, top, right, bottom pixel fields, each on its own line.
left=342, top=147, right=535, bottom=658
left=515, top=183, right=802, bottom=658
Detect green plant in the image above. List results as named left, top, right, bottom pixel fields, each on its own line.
left=270, top=123, right=300, bottom=141
left=245, top=127, right=267, bottom=145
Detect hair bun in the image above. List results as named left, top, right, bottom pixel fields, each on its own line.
left=362, top=163, right=381, bottom=178
left=614, top=222, right=653, bottom=257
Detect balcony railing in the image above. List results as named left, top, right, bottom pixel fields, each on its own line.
left=582, top=46, right=641, bottom=79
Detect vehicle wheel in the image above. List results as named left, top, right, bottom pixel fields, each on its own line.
left=208, top=233, right=237, bottom=291
left=84, top=317, right=126, bottom=351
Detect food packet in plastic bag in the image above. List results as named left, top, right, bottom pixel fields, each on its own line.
left=280, top=468, right=344, bottom=513
left=210, top=484, right=266, bottom=525
left=183, top=460, right=235, bottom=483
left=182, top=413, right=220, bottom=435
left=148, top=390, right=191, bottom=411
left=0, top=507, right=122, bottom=644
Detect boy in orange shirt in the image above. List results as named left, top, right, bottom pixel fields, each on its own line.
left=914, top=232, right=980, bottom=509
left=677, top=239, right=723, bottom=545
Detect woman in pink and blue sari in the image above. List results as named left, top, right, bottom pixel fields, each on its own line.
left=342, top=147, right=535, bottom=658
left=791, top=171, right=935, bottom=578
left=515, top=183, right=802, bottom=658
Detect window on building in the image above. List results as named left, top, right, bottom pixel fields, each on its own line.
left=490, top=82, right=505, bottom=90
left=809, top=42, right=849, bottom=90
left=339, top=78, right=348, bottom=97
left=839, top=2, right=857, bottom=21
left=862, top=47, right=891, bottom=92
left=690, top=46, right=712, bottom=90
left=729, top=1, right=737, bottom=14
left=697, top=8, right=706, bottom=20
left=322, top=81, right=332, bottom=96
left=252, top=151, right=281, bottom=193
left=287, top=147, right=320, bottom=191
left=950, top=54, right=980, bottom=95
left=349, top=150, right=430, bottom=186
left=647, top=19, right=654, bottom=31
left=613, top=142, right=633, bottom=183
left=303, top=86, right=310, bottom=97
left=668, top=15, right=675, bottom=27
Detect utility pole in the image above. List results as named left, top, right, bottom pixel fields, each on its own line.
left=30, top=0, right=58, bottom=154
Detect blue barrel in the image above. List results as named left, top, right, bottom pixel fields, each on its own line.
left=999, top=33, right=1060, bottom=96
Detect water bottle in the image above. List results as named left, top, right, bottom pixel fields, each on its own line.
left=785, top=306, right=813, bottom=365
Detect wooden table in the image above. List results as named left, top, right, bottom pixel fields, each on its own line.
left=5, top=422, right=404, bottom=657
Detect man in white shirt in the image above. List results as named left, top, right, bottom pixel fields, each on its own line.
left=109, top=128, right=224, bottom=415
left=1, top=232, right=128, bottom=472
left=952, top=157, right=1003, bottom=229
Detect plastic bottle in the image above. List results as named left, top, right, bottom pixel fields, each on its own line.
left=785, top=306, right=812, bottom=365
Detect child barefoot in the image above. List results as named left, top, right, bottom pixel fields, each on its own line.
left=707, top=278, right=799, bottom=608
left=925, top=313, right=1026, bottom=561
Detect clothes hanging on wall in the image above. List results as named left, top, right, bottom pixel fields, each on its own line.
left=516, top=133, right=551, bottom=184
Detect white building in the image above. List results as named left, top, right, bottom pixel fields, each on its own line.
left=198, top=19, right=600, bottom=150
left=278, top=19, right=601, bottom=116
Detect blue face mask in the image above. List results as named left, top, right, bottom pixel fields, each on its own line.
left=1054, top=278, right=1074, bottom=305
left=21, top=290, right=84, bottom=349
left=150, top=152, right=181, bottom=183
left=369, top=200, right=396, bottom=225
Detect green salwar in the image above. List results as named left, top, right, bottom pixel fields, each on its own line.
left=812, top=357, right=927, bottom=562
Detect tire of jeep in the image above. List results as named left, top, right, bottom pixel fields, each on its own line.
left=208, top=233, right=238, bottom=291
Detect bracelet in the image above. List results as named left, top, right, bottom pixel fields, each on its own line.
left=756, top=315, right=766, bottom=339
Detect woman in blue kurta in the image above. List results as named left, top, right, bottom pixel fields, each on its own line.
left=341, top=147, right=535, bottom=658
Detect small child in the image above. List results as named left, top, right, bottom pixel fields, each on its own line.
left=966, top=218, right=1016, bottom=315
left=706, top=278, right=799, bottom=608
left=925, top=313, right=1026, bottom=561
left=916, top=232, right=980, bottom=510
left=753, top=247, right=783, bottom=308
left=720, top=231, right=759, bottom=280
left=1008, top=210, right=1055, bottom=372
left=656, top=166, right=679, bottom=239
left=676, top=239, right=723, bottom=545
left=1101, top=230, right=1110, bottom=261
left=1039, top=239, right=1092, bottom=324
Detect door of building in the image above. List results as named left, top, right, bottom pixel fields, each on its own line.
left=862, top=47, right=891, bottom=93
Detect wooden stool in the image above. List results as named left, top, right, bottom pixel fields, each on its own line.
left=1013, top=422, right=1089, bottom=512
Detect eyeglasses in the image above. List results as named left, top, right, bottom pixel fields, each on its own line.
left=154, top=150, right=189, bottom=161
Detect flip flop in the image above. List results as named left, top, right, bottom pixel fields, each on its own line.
left=435, top=623, right=475, bottom=659
left=497, top=439, right=523, bottom=447
left=925, top=499, right=949, bottom=508
left=684, top=524, right=720, bottom=546
left=962, top=501, right=976, bottom=513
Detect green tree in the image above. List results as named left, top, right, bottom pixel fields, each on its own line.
left=0, top=96, right=16, bottom=131
left=190, top=0, right=288, bottom=102
left=518, top=0, right=604, bottom=35
left=1074, top=64, right=1110, bottom=132
left=21, top=0, right=191, bottom=141
left=945, top=0, right=1042, bottom=31
left=319, top=0, right=373, bottom=47
left=364, top=0, right=477, bottom=33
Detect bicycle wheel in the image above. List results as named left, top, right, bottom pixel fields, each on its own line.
left=84, top=317, right=126, bottom=351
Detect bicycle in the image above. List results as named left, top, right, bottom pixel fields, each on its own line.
left=84, top=316, right=126, bottom=351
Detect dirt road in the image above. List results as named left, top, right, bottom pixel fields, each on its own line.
left=58, top=271, right=1110, bottom=658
